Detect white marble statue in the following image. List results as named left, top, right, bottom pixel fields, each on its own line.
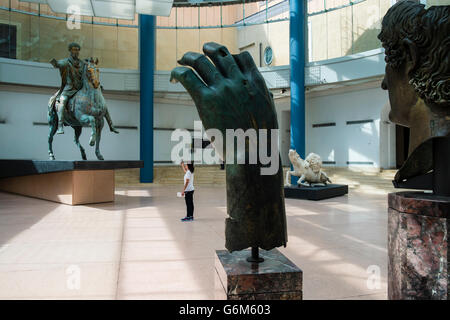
left=285, top=149, right=332, bottom=187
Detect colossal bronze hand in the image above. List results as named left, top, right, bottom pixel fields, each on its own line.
left=171, top=42, right=287, bottom=252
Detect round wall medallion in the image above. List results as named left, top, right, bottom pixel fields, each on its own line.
left=264, top=46, right=273, bottom=66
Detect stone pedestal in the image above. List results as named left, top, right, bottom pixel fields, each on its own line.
left=0, top=170, right=114, bottom=205
left=388, top=191, right=450, bottom=300
left=0, top=160, right=143, bottom=205
left=214, top=248, right=302, bottom=300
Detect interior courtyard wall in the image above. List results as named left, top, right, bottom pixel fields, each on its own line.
left=1, top=0, right=399, bottom=167
left=0, top=85, right=140, bottom=160
left=305, top=83, right=390, bottom=168
left=155, top=27, right=238, bottom=71
left=308, top=0, right=391, bottom=62
left=236, top=20, right=289, bottom=67
left=2, top=0, right=400, bottom=69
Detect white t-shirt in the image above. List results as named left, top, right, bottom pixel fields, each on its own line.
left=184, top=170, right=194, bottom=192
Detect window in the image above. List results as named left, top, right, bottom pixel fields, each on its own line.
left=0, top=23, right=16, bottom=59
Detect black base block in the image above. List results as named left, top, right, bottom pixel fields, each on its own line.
left=284, top=184, right=348, bottom=201
left=0, top=159, right=144, bottom=179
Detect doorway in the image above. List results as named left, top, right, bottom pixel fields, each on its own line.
left=395, top=125, right=410, bottom=169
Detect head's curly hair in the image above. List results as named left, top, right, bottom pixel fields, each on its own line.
left=378, top=1, right=449, bottom=105
left=68, top=42, right=81, bottom=51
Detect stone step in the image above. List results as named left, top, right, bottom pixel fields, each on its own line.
left=116, top=166, right=399, bottom=192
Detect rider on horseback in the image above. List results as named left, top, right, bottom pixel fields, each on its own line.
left=50, top=42, right=119, bottom=135
left=50, top=42, right=84, bottom=134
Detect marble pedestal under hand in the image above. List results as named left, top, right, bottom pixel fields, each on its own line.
left=214, top=248, right=303, bottom=300
left=388, top=191, right=450, bottom=300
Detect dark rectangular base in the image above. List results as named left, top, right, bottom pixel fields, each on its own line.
left=284, top=184, right=348, bottom=201
left=0, top=160, right=143, bottom=205
left=214, top=248, right=302, bottom=300
left=0, top=159, right=144, bottom=179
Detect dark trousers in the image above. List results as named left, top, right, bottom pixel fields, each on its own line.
left=185, top=190, right=194, bottom=217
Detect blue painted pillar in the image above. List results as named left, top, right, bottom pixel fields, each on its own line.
left=139, top=14, right=155, bottom=182
left=289, top=0, right=306, bottom=184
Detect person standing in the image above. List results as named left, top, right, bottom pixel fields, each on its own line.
left=180, top=161, right=195, bottom=221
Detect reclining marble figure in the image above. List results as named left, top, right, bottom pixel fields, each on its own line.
left=285, top=149, right=332, bottom=187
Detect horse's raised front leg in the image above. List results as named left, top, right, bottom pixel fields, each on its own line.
left=73, top=126, right=87, bottom=160
left=95, top=118, right=104, bottom=160
left=80, top=114, right=97, bottom=146
left=48, top=112, right=58, bottom=160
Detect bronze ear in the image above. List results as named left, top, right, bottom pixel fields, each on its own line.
left=402, top=37, right=418, bottom=76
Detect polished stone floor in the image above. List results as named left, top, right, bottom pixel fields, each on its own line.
left=0, top=185, right=388, bottom=299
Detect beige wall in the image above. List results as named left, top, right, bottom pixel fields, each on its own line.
left=237, top=20, right=289, bottom=67
left=309, top=0, right=391, bottom=61
left=426, top=0, right=450, bottom=6
left=3, top=0, right=397, bottom=69
left=156, top=27, right=237, bottom=71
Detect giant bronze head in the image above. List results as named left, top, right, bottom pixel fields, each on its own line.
left=378, top=1, right=449, bottom=184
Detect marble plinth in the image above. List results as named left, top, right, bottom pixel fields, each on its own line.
left=0, top=160, right=143, bottom=205
left=214, top=248, right=302, bottom=300
left=388, top=191, right=450, bottom=300
left=284, top=184, right=348, bottom=201
left=0, top=159, right=143, bottom=178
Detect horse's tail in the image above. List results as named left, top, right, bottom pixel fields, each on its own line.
left=48, top=95, right=58, bottom=123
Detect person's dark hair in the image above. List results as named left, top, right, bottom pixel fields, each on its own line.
left=187, top=163, right=194, bottom=173
left=68, top=42, right=81, bottom=51
left=377, top=1, right=449, bottom=105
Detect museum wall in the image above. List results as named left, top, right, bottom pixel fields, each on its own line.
left=0, top=80, right=395, bottom=168
left=237, top=20, right=289, bottom=67
left=1, top=0, right=396, bottom=70
left=308, top=0, right=391, bottom=62
left=0, top=85, right=140, bottom=161
left=156, top=28, right=238, bottom=71
left=0, top=4, right=139, bottom=69
left=0, top=86, right=205, bottom=163
left=0, top=0, right=409, bottom=167
left=305, top=82, right=391, bottom=168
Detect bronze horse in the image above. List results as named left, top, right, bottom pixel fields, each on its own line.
left=47, top=58, right=118, bottom=160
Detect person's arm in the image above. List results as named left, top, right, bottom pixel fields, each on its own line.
left=50, top=58, right=65, bottom=69
left=180, top=161, right=187, bottom=173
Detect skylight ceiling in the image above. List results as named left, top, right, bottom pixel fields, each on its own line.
left=20, top=0, right=175, bottom=19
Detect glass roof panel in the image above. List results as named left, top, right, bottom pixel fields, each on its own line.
left=21, top=0, right=47, bottom=4
left=136, top=0, right=174, bottom=17
left=47, top=0, right=94, bottom=15
left=20, top=0, right=176, bottom=18
left=92, top=0, right=136, bottom=20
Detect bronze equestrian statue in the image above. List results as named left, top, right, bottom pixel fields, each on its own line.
left=48, top=42, right=119, bottom=160
left=171, top=42, right=287, bottom=257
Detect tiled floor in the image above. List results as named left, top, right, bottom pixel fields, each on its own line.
left=0, top=184, right=388, bottom=299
